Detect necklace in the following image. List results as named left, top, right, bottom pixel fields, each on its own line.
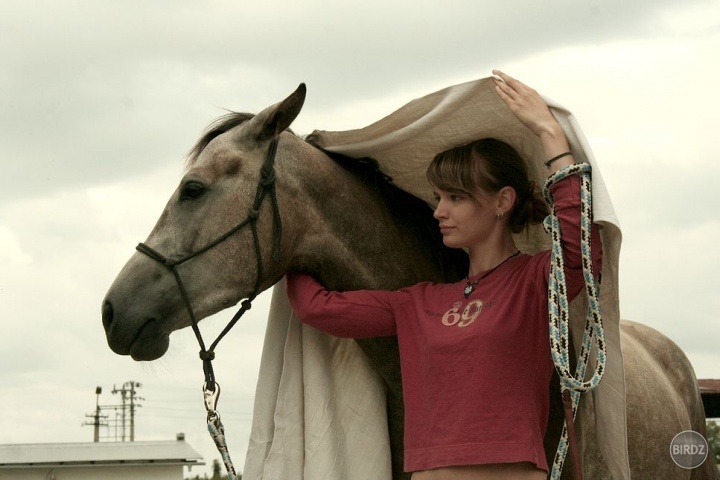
left=463, top=251, right=521, bottom=298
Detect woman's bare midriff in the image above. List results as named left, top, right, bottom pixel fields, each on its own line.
left=411, top=462, right=547, bottom=480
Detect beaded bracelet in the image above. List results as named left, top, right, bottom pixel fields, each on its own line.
left=545, top=151, right=572, bottom=168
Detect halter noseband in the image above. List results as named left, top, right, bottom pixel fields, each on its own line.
left=135, top=137, right=282, bottom=392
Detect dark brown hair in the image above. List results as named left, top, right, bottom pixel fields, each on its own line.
left=426, top=138, right=549, bottom=233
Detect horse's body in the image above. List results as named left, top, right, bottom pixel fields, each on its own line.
left=103, top=85, right=718, bottom=479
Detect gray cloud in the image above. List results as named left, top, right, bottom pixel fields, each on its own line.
left=1, top=0, right=708, bottom=203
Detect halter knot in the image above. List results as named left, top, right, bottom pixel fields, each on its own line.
left=199, top=350, right=215, bottom=361
left=261, top=170, right=276, bottom=187
left=241, top=299, right=252, bottom=310
left=248, top=209, right=260, bottom=220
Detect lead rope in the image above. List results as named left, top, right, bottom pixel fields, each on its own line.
left=204, top=383, right=239, bottom=480
left=543, top=163, right=606, bottom=480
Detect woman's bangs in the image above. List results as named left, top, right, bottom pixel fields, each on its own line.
left=427, top=148, right=475, bottom=194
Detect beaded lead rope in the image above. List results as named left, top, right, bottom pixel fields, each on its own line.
left=543, top=163, right=606, bottom=479
left=208, top=417, right=237, bottom=479
left=204, top=383, right=239, bottom=480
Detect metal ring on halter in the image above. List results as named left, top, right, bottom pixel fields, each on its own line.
left=203, top=382, right=220, bottom=419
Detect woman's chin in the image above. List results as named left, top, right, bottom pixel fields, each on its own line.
left=442, top=236, right=465, bottom=249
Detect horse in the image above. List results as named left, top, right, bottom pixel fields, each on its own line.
left=102, top=84, right=719, bottom=479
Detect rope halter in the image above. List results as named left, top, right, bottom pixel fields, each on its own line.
left=135, top=137, right=282, bottom=480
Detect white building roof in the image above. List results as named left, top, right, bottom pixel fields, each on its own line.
left=0, top=439, right=204, bottom=468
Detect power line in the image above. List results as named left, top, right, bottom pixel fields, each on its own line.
left=82, top=381, right=143, bottom=442
left=112, top=381, right=143, bottom=442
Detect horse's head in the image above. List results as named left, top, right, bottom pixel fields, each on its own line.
left=102, top=84, right=307, bottom=361
left=103, top=82, right=467, bottom=363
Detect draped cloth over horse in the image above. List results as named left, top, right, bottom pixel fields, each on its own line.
left=243, top=77, right=630, bottom=479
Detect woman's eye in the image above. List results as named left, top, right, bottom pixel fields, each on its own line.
left=180, top=181, right=206, bottom=201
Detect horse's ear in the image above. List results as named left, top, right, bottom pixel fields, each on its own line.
left=245, top=83, right=307, bottom=143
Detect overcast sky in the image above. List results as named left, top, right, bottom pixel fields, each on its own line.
left=1, top=0, right=719, bottom=477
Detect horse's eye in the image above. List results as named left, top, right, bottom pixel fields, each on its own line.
left=180, top=181, right=206, bottom=201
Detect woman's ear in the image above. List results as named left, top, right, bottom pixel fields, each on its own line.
left=497, top=186, right=517, bottom=214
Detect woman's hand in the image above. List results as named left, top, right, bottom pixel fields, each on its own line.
left=492, top=70, right=559, bottom=137
left=492, top=70, right=573, bottom=171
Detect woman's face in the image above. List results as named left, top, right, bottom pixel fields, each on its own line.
left=432, top=187, right=500, bottom=249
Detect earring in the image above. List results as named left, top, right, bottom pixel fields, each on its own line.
left=497, top=211, right=504, bottom=219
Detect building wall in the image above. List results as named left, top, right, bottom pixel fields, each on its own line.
left=0, top=464, right=183, bottom=480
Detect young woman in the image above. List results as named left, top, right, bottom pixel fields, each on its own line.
left=285, top=70, right=602, bottom=480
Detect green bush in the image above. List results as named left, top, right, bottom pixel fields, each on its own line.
left=708, top=420, right=720, bottom=464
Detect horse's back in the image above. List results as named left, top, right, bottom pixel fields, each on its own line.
left=624, top=320, right=719, bottom=479
left=622, top=319, right=703, bottom=423
left=579, top=320, right=718, bottom=479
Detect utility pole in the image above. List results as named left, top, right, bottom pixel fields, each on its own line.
left=93, top=386, right=102, bottom=442
left=112, top=381, right=143, bottom=441
left=82, top=386, right=107, bottom=442
left=83, top=381, right=143, bottom=442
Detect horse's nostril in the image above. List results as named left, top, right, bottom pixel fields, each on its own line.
left=102, top=301, right=114, bottom=331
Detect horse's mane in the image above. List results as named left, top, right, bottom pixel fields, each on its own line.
left=304, top=133, right=467, bottom=281
left=187, top=112, right=467, bottom=281
left=186, top=112, right=256, bottom=167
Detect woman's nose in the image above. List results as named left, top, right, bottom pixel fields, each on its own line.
left=433, top=202, right=446, bottom=219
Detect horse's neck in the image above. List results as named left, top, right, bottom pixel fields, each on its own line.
left=291, top=155, right=465, bottom=291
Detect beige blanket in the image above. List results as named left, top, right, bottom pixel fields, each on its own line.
left=244, top=77, right=629, bottom=479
